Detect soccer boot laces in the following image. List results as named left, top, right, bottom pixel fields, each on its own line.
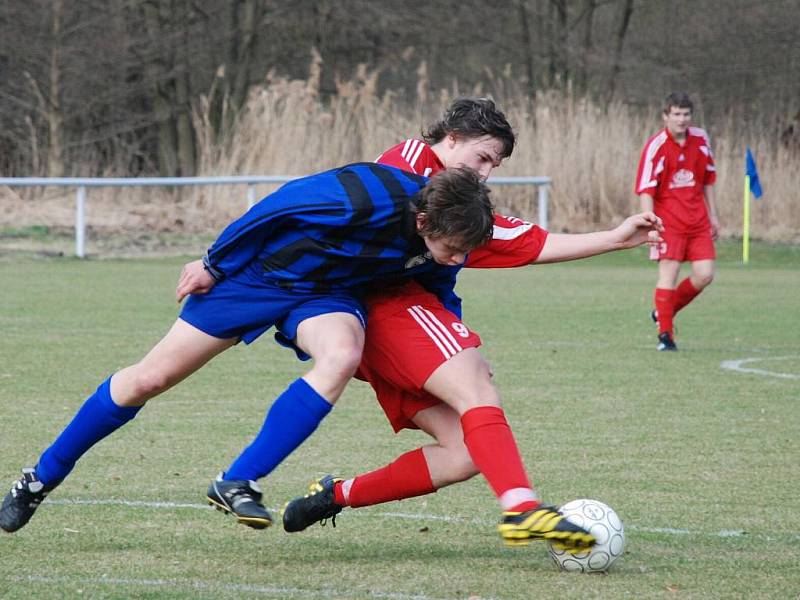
left=282, top=474, right=344, bottom=532
left=0, top=467, right=58, bottom=533
left=657, top=331, right=678, bottom=351
left=497, top=504, right=596, bottom=552
left=207, top=474, right=273, bottom=529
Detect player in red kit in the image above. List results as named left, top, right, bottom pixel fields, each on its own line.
left=283, top=98, right=662, bottom=551
left=636, top=92, right=720, bottom=351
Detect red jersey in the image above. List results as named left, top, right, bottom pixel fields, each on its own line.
left=376, top=140, right=549, bottom=268
left=376, top=139, right=444, bottom=177
left=635, top=127, right=716, bottom=234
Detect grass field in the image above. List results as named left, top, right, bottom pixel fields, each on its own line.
left=1, top=242, right=798, bottom=599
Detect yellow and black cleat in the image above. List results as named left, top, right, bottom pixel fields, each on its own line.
left=498, top=505, right=596, bottom=550
left=282, top=474, right=344, bottom=532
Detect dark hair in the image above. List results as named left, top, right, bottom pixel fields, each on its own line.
left=423, top=97, right=515, bottom=159
left=663, top=91, right=693, bottom=115
left=416, top=167, right=494, bottom=250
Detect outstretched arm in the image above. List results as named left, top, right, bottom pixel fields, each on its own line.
left=534, top=212, right=663, bottom=264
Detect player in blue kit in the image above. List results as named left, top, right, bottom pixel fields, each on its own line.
left=0, top=163, right=493, bottom=533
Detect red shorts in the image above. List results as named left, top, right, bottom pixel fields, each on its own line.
left=650, top=227, right=716, bottom=262
left=357, top=281, right=482, bottom=432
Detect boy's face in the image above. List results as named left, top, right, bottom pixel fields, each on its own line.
left=442, top=134, right=505, bottom=180
left=422, top=235, right=471, bottom=266
left=663, top=106, right=692, bottom=138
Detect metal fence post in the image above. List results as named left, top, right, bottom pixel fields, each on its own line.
left=538, top=183, right=549, bottom=231
left=246, top=184, right=256, bottom=210
left=76, top=185, right=86, bottom=258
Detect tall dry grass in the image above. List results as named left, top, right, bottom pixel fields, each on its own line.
left=3, top=62, right=798, bottom=246
left=194, top=67, right=798, bottom=241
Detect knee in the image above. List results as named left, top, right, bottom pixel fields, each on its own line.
left=455, top=379, right=502, bottom=414
left=439, top=443, right=479, bottom=483
left=126, top=368, right=172, bottom=401
left=694, top=271, right=714, bottom=289
left=314, top=343, right=363, bottom=383
left=451, top=452, right=479, bottom=482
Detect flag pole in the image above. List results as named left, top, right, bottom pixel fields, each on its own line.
left=743, top=174, right=750, bottom=264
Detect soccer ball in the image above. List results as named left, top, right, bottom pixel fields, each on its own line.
left=548, top=499, right=625, bottom=573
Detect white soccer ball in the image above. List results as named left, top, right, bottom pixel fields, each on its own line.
left=548, top=498, right=625, bottom=573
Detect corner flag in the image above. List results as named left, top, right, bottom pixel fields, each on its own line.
left=742, top=147, right=763, bottom=264
left=745, top=147, right=763, bottom=199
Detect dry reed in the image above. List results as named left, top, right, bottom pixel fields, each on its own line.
left=2, top=63, right=797, bottom=249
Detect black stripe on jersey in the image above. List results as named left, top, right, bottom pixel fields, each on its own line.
left=293, top=165, right=381, bottom=284
left=365, top=163, right=425, bottom=243
left=208, top=201, right=343, bottom=266
left=369, top=162, right=427, bottom=189
left=260, top=165, right=376, bottom=285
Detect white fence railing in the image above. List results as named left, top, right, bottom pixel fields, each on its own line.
left=0, top=175, right=551, bottom=258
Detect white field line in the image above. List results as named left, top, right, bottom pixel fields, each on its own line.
left=720, top=355, right=800, bottom=380
left=45, top=498, right=782, bottom=539
left=12, top=575, right=484, bottom=600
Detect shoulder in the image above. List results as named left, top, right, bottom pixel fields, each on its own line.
left=688, top=126, right=710, bottom=141
left=376, top=139, right=441, bottom=176
left=688, top=126, right=713, bottom=152
left=642, top=130, right=668, bottom=156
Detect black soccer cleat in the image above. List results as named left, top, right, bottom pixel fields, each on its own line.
left=497, top=504, right=596, bottom=552
left=282, top=474, right=344, bottom=533
left=0, top=467, right=58, bottom=533
left=207, top=474, right=273, bottom=529
left=657, top=331, right=678, bottom=351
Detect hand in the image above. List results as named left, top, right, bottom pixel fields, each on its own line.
left=176, top=259, right=216, bottom=303
left=709, top=214, right=720, bottom=241
left=612, top=211, right=664, bottom=249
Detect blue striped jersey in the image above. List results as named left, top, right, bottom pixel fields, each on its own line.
left=204, top=162, right=455, bottom=293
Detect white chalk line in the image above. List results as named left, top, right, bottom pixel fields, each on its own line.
left=45, top=498, right=795, bottom=540
left=9, top=575, right=484, bottom=600
left=720, top=355, right=800, bottom=380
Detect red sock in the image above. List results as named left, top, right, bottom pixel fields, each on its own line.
left=654, top=287, right=676, bottom=335
left=673, top=277, right=700, bottom=315
left=339, top=448, right=435, bottom=508
left=461, top=406, right=539, bottom=512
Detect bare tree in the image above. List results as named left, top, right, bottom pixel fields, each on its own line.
left=605, top=0, right=634, bottom=102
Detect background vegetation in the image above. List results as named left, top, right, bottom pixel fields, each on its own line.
left=1, top=0, right=798, bottom=244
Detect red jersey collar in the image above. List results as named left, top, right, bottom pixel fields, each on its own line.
left=664, top=126, right=689, bottom=148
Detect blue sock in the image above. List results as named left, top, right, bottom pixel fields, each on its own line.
left=36, top=376, right=141, bottom=485
left=224, top=378, right=333, bottom=481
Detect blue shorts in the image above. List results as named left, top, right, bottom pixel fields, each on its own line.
left=179, top=277, right=367, bottom=357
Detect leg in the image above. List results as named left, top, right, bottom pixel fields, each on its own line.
left=673, top=259, right=714, bottom=315
left=423, top=348, right=537, bottom=512
left=688, top=258, right=715, bottom=291
left=38, top=318, right=235, bottom=480
left=414, top=404, right=478, bottom=489
left=211, top=312, right=364, bottom=529
left=112, top=318, right=238, bottom=406
left=342, top=404, right=477, bottom=508
left=1, top=319, right=234, bottom=533
left=220, top=313, right=363, bottom=482
left=282, top=403, right=474, bottom=532
left=653, top=258, right=681, bottom=345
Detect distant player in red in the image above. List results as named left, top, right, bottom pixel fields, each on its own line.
left=636, top=91, right=720, bottom=351
left=283, top=98, right=663, bottom=551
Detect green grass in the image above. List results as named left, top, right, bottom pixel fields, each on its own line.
left=1, top=245, right=798, bottom=599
